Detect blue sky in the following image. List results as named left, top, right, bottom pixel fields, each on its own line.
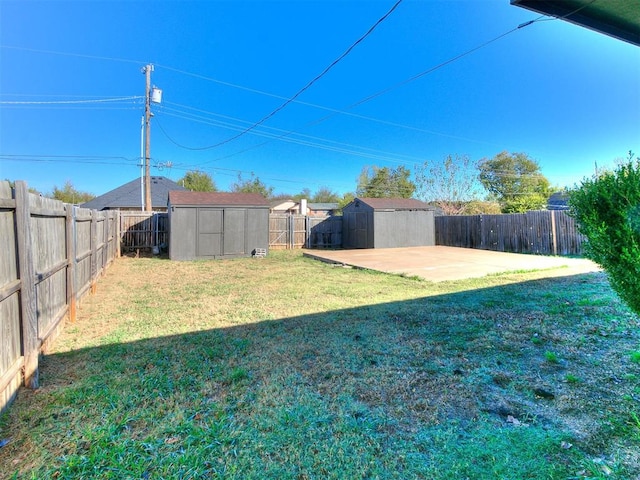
left=1, top=0, right=638, bottom=199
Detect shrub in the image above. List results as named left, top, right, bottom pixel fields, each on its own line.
left=569, top=153, right=640, bottom=315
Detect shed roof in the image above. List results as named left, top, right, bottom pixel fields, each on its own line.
left=168, top=191, right=270, bottom=207
left=81, top=176, right=186, bottom=210
left=348, top=197, right=433, bottom=210
left=511, top=0, right=640, bottom=46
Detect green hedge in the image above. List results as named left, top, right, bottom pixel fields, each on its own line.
left=569, top=156, right=640, bottom=315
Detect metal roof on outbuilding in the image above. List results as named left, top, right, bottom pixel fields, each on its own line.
left=308, top=202, right=339, bottom=210
left=348, top=197, right=434, bottom=211
left=168, top=191, right=270, bottom=207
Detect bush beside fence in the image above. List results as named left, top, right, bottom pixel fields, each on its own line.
left=0, top=181, right=119, bottom=413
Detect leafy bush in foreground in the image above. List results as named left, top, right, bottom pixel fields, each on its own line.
left=569, top=153, right=640, bottom=315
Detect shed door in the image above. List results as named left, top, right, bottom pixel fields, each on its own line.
left=350, top=212, right=368, bottom=248
left=223, top=209, right=246, bottom=255
left=198, top=209, right=223, bottom=257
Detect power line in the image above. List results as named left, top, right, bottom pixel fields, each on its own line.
left=155, top=102, right=426, bottom=165
left=0, top=155, right=139, bottom=167
left=160, top=0, right=404, bottom=151
left=2, top=153, right=559, bottom=197
left=155, top=113, right=413, bottom=167
left=309, top=15, right=547, bottom=126
left=156, top=64, right=499, bottom=147
left=156, top=14, right=546, bottom=167
left=0, top=96, right=142, bottom=105
left=0, top=45, right=145, bottom=65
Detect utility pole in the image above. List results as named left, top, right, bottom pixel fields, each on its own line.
left=143, top=64, right=153, bottom=212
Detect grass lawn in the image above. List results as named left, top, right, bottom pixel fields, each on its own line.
left=1, top=250, right=639, bottom=479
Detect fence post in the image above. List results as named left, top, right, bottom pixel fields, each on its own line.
left=115, top=211, right=121, bottom=258
left=90, top=209, right=97, bottom=294
left=288, top=214, right=293, bottom=249
left=550, top=210, right=558, bottom=256
left=66, top=205, right=77, bottom=323
left=14, top=181, right=39, bottom=389
left=103, top=212, right=108, bottom=271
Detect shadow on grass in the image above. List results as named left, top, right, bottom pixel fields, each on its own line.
left=2, top=271, right=639, bottom=479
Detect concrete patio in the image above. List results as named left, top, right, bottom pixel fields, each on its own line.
left=303, top=246, right=600, bottom=282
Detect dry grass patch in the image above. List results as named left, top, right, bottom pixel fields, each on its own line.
left=1, top=250, right=638, bottom=479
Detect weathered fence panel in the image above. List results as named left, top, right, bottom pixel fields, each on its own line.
left=269, top=214, right=342, bottom=249
left=124, top=210, right=580, bottom=255
left=308, top=216, right=342, bottom=249
left=435, top=210, right=585, bottom=255
left=120, top=212, right=168, bottom=251
left=0, top=181, right=119, bottom=413
left=119, top=212, right=342, bottom=252
left=269, top=214, right=291, bottom=249
left=0, top=182, right=23, bottom=411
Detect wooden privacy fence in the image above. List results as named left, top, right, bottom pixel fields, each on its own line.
left=116, top=213, right=341, bottom=251
left=120, top=212, right=168, bottom=251
left=114, top=210, right=582, bottom=255
left=269, top=214, right=342, bottom=249
left=0, top=181, right=119, bottom=413
left=435, top=210, right=586, bottom=255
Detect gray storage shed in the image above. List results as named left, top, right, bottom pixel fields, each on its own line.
left=168, top=191, right=269, bottom=260
left=342, top=197, right=435, bottom=249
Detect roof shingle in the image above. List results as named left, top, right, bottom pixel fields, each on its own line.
left=350, top=197, right=433, bottom=210
left=81, top=176, right=186, bottom=210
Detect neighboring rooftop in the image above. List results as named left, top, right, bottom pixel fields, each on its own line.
left=547, top=191, right=570, bottom=210
left=81, top=176, right=186, bottom=210
left=511, top=0, right=640, bottom=46
left=308, top=203, right=339, bottom=210
left=168, top=191, right=270, bottom=206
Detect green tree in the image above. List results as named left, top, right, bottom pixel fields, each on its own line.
left=478, top=151, right=552, bottom=213
left=569, top=151, right=640, bottom=315
left=311, top=186, right=340, bottom=203
left=231, top=173, right=274, bottom=198
left=334, top=192, right=356, bottom=215
left=178, top=170, right=216, bottom=192
left=462, top=200, right=502, bottom=215
left=356, top=165, right=415, bottom=198
left=291, top=188, right=312, bottom=201
left=50, top=181, right=94, bottom=204
left=415, top=154, right=484, bottom=215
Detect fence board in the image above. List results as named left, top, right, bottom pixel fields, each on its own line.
left=120, top=212, right=168, bottom=250
left=436, top=210, right=585, bottom=256
left=0, top=183, right=20, bottom=409
left=15, top=182, right=39, bottom=390
left=269, top=214, right=290, bottom=249
left=269, top=214, right=343, bottom=249
left=308, top=217, right=342, bottom=249
left=0, top=181, right=119, bottom=413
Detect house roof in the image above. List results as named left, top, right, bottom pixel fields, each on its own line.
left=308, top=202, right=338, bottom=210
left=348, top=197, right=433, bottom=210
left=270, top=199, right=298, bottom=209
left=81, top=176, right=186, bottom=210
left=168, top=191, right=270, bottom=207
left=547, top=191, right=570, bottom=210
left=511, top=0, right=640, bottom=46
